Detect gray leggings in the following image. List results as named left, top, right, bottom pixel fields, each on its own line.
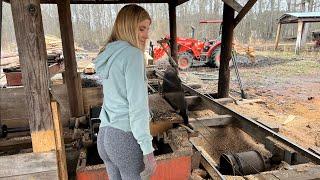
left=97, top=126, right=144, bottom=180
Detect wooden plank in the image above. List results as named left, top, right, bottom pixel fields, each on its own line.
left=189, top=115, right=233, bottom=127
left=0, top=151, right=58, bottom=179
left=0, top=85, right=70, bottom=127
left=200, top=157, right=222, bottom=179
left=214, top=98, right=234, bottom=104
left=221, top=0, right=242, bottom=12
left=0, top=0, right=2, bottom=68
left=82, top=87, right=103, bottom=114
left=189, top=138, right=225, bottom=179
left=274, top=23, right=282, bottom=50
left=51, top=101, right=68, bottom=180
left=169, top=2, right=178, bottom=62
left=234, top=0, right=257, bottom=26
left=218, top=3, right=234, bottom=98
left=247, top=164, right=320, bottom=179
left=57, top=0, right=84, bottom=117
left=2, top=170, right=59, bottom=180
left=295, top=21, right=304, bottom=55
left=150, top=121, right=173, bottom=136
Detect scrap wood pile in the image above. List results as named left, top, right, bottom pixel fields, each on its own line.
left=233, top=41, right=256, bottom=62
left=45, top=35, right=84, bottom=54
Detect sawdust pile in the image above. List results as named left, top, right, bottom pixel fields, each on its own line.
left=194, top=126, right=271, bottom=163
left=148, top=94, right=182, bottom=122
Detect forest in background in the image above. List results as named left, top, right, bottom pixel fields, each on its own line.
left=2, top=0, right=320, bottom=51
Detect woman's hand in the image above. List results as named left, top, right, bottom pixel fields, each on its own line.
left=140, top=152, right=157, bottom=180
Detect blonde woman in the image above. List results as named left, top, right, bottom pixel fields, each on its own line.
left=94, top=4, right=156, bottom=180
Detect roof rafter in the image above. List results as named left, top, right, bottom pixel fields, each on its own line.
left=221, top=0, right=242, bottom=12
left=234, top=0, right=257, bottom=26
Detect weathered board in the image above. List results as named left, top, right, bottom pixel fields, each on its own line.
left=0, top=151, right=58, bottom=179
left=0, top=84, right=70, bottom=127
left=1, top=85, right=105, bottom=128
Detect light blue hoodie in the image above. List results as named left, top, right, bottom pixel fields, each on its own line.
left=94, top=40, right=154, bottom=155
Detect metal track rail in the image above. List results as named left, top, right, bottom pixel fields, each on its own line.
left=154, top=69, right=320, bottom=165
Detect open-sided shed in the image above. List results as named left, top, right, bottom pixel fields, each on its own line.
left=274, top=12, right=320, bottom=54
left=0, top=0, right=257, bottom=179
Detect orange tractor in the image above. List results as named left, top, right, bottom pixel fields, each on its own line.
left=153, top=20, right=223, bottom=70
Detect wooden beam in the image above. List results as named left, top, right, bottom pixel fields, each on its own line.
left=11, top=0, right=56, bottom=152
left=214, top=97, right=234, bottom=104
left=1, top=84, right=71, bottom=128
left=234, top=0, right=257, bottom=26
left=274, top=23, right=282, bottom=50
left=295, top=20, right=304, bottom=55
left=218, top=3, right=234, bottom=98
left=176, top=0, right=189, bottom=6
left=0, top=152, right=58, bottom=179
left=51, top=101, right=68, bottom=180
left=189, top=115, right=234, bottom=127
left=39, top=0, right=170, bottom=4
left=57, top=0, right=84, bottom=117
left=189, top=138, right=225, bottom=179
left=169, top=2, right=178, bottom=63
left=0, top=0, right=2, bottom=68
left=221, top=0, right=242, bottom=12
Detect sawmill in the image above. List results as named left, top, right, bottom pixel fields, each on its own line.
left=1, top=0, right=320, bottom=180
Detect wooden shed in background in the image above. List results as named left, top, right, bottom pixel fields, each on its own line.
left=274, top=12, right=320, bottom=54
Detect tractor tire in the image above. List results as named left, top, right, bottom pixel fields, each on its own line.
left=207, top=46, right=233, bottom=68
left=207, top=46, right=221, bottom=68
left=178, top=52, right=193, bottom=70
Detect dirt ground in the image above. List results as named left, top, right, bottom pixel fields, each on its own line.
left=181, top=50, right=320, bottom=150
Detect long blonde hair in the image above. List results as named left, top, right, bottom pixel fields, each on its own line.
left=102, top=4, right=151, bottom=51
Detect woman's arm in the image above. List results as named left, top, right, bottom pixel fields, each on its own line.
left=124, top=48, right=154, bottom=155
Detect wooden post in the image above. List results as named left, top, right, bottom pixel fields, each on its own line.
left=0, top=0, right=2, bottom=61
left=51, top=101, right=68, bottom=180
left=275, top=23, right=282, bottom=50
left=295, top=20, right=304, bottom=55
left=57, top=0, right=84, bottom=117
left=218, top=3, right=234, bottom=98
left=169, top=2, right=178, bottom=63
left=11, top=0, right=56, bottom=152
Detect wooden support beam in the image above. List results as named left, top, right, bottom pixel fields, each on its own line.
left=221, top=0, right=242, bottom=12
left=218, top=3, right=234, bottom=98
left=189, top=138, right=225, bottom=179
left=51, top=101, right=68, bottom=180
left=169, top=2, right=178, bottom=63
left=234, top=0, right=257, bottom=26
left=176, top=0, right=189, bottom=6
left=11, top=0, right=56, bottom=152
left=274, top=23, right=282, bottom=50
left=189, top=115, right=233, bottom=127
left=214, top=97, right=234, bottom=104
left=0, top=0, right=2, bottom=67
left=57, top=0, right=84, bottom=117
left=295, top=20, right=304, bottom=55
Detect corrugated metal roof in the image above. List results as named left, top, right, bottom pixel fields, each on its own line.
left=284, top=12, right=320, bottom=18
left=279, top=12, right=320, bottom=23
